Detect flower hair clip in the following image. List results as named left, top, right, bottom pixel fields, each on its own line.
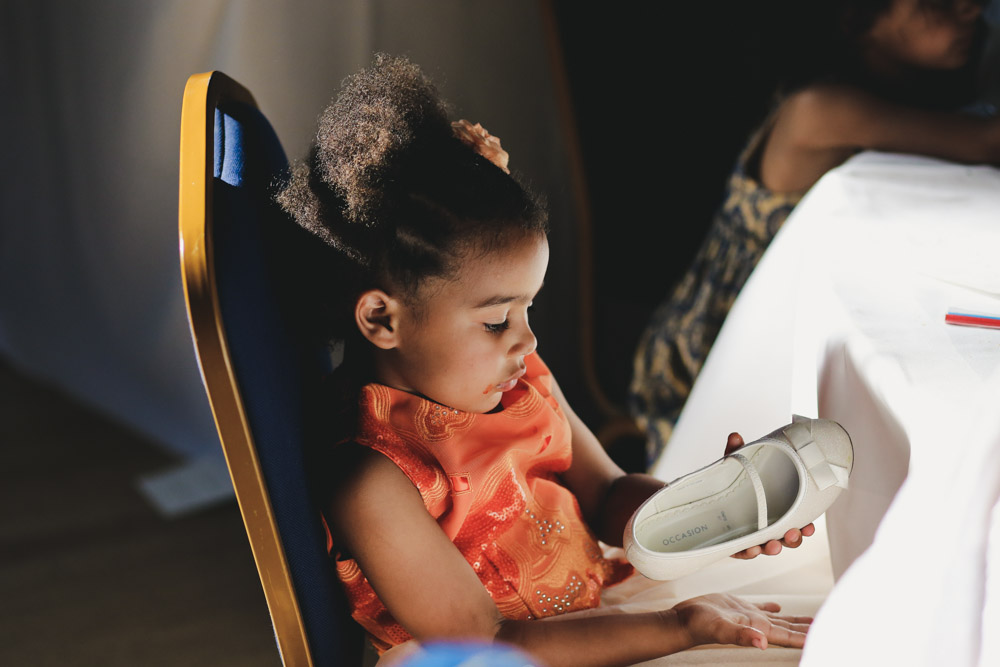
left=452, top=119, right=510, bottom=174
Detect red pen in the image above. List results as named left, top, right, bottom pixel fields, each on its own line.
left=945, top=309, right=1000, bottom=329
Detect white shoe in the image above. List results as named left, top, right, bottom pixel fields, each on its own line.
left=624, top=416, right=853, bottom=580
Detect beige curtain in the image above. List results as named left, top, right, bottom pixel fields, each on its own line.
left=1, top=0, right=583, bottom=461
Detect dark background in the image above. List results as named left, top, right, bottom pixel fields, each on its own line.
left=552, top=3, right=776, bottom=420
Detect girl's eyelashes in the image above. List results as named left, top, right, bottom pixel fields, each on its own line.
left=484, top=303, right=534, bottom=334
left=484, top=319, right=510, bottom=334
left=483, top=303, right=535, bottom=334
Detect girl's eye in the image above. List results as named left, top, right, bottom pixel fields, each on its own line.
left=484, top=319, right=510, bottom=334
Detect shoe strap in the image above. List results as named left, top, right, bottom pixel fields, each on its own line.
left=730, top=453, right=768, bottom=531
left=783, top=421, right=850, bottom=490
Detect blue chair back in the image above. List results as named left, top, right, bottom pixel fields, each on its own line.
left=179, top=71, right=361, bottom=667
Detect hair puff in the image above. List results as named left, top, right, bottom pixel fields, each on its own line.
left=316, top=53, right=452, bottom=226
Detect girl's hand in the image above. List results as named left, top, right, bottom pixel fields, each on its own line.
left=674, top=594, right=812, bottom=650
left=452, top=119, right=510, bottom=173
left=724, top=432, right=816, bottom=560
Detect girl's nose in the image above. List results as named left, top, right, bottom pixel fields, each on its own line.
left=510, top=323, right=537, bottom=358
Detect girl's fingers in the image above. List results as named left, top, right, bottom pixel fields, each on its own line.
left=770, top=615, right=814, bottom=625
left=783, top=529, right=802, bottom=545
left=767, top=617, right=813, bottom=633
left=733, top=545, right=762, bottom=559
left=742, top=627, right=768, bottom=650
left=763, top=624, right=807, bottom=649
left=716, top=619, right=768, bottom=649
left=782, top=621, right=814, bottom=635
left=753, top=602, right=814, bottom=627
left=749, top=603, right=813, bottom=646
left=762, top=539, right=783, bottom=555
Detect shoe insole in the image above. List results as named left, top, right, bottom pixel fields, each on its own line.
left=636, top=446, right=799, bottom=554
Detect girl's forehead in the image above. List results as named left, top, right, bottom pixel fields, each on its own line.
left=425, top=234, right=549, bottom=305
left=468, top=234, right=548, bottom=276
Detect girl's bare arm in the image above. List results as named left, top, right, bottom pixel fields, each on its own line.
left=550, top=380, right=662, bottom=546
left=328, top=445, right=808, bottom=666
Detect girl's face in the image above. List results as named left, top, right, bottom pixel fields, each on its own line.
left=375, top=233, right=548, bottom=414
left=865, top=0, right=983, bottom=72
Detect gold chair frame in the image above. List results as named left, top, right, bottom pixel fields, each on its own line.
left=178, top=70, right=314, bottom=667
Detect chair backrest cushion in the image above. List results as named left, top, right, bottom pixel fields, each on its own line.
left=213, top=101, right=358, bottom=666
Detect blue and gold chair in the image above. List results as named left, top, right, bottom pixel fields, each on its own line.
left=178, top=71, right=361, bottom=666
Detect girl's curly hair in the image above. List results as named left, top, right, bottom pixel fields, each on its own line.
left=277, top=54, right=548, bottom=343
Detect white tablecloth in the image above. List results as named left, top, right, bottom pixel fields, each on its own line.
left=652, top=152, right=1000, bottom=666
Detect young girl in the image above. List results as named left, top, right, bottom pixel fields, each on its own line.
left=278, top=55, right=812, bottom=665
left=631, top=0, right=999, bottom=463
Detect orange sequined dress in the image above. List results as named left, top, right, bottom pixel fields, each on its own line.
left=335, top=353, right=632, bottom=652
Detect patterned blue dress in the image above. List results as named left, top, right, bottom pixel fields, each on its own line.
left=629, top=123, right=804, bottom=466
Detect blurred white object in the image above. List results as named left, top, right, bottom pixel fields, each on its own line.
left=654, top=151, right=1000, bottom=666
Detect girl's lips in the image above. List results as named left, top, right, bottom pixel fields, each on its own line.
left=496, top=368, right=526, bottom=392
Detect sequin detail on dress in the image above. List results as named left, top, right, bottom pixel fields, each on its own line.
left=335, top=353, right=632, bottom=653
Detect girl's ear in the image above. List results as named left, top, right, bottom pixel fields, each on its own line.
left=355, top=289, right=401, bottom=349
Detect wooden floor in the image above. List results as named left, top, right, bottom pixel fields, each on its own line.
left=0, top=358, right=281, bottom=666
